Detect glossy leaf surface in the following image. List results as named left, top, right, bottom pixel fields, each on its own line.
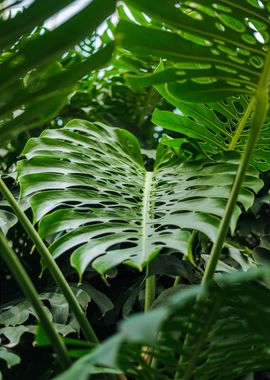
left=152, top=80, right=270, bottom=171
left=0, top=0, right=116, bottom=144
left=117, top=0, right=270, bottom=101
left=18, top=120, right=262, bottom=278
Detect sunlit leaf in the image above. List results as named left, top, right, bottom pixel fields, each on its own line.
left=117, top=0, right=270, bottom=101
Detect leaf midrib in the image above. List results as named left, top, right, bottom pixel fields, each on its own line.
left=141, top=171, right=154, bottom=264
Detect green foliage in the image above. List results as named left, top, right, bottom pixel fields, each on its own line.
left=54, top=268, right=270, bottom=380
left=117, top=0, right=270, bottom=101
left=0, top=209, right=17, bottom=234
left=0, top=0, right=116, bottom=144
left=0, top=347, right=20, bottom=380
left=152, top=80, right=270, bottom=171
left=17, top=120, right=261, bottom=279
left=1, top=0, right=270, bottom=379
left=0, top=285, right=112, bottom=346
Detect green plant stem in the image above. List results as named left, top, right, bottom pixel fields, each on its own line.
left=173, top=276, right=181, bottom=286
left=144, top=273, right=155, bottom=312
left=244, top=374, right=254, bottom=380
left=202, top=45, right=270, bottom=285
left=0, top=177, right=98, bottom=343
left=202, top=90, right=268, bottom=285
left=173, top=94, right=268, bottom=380
left=0, top=230, right=71, bottom=369
left=175, top=45, right=270, bottom=379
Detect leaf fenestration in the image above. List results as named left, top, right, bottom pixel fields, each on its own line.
left=17, top=120, right=262, bottom=278
left=117, top=0, right=270, bottom=101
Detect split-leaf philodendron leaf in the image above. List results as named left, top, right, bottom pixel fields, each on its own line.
left=17, top=120, right=262, bottom=279
left=117, top=0, right=270, bottom=101
left=152, top=79, right=270, bottom=171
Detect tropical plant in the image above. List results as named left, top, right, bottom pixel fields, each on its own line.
left=16, top=119, right=261, bottom=278
left=0, top=0, right=115, bottom=144
left=53, top=268, right=270, bottom=380
left=1, top=1, right=270, bottom=380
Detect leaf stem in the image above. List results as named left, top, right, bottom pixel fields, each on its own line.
left=0, top=177, right=98, bottom=343
left=0, top=230, right=71, bottom=369
left=173, top=276, right=181, bottom=286
left=202, top=90, right=268, bottom=285
left=144, top=273, right=156, bottom=312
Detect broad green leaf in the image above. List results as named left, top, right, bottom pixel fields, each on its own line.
left=0, top=91, right=70, bottom=144
left=0, top=347, right=20, bottom=368
left=0, top=0, right=116, bottom=92
left=0, top=44, right=113, bottom=136
left=0, top=1, right=116, bottom=144
left=53, top=268, right=270, bottom=380
left=0, top=325, right=74, bottom=348
left=152, top=79, right=270, bottom=171
left=17, top=120, right=262, bottom=279
left=0, top=193, right=28, bottom=235
left=0, top=0, right=75, bottom=50
left=0, top=285, right=101, bottom=345
left=253, top=234, right=270, bottom=264
left=0, top=209, right=17, bottom=234
left=80, top=284, right=114, bottom=317
left=117, top=0, right=270, bottom=101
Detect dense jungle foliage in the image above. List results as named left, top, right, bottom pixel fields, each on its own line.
left=0, top=1, right=270, bottom=379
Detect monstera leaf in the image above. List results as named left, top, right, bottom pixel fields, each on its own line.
left=117, top=0, right=270, bottom=101
left=152, top=80, right=270, bottom=171
left=17, top=120, right=262, bottom=279
left=253, top=235, right=270, bottom=264
left=54, top=268, right=270, bottom=380
left=0, top=0, right=115, bottom=144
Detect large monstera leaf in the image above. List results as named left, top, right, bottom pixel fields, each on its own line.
left=117, top=0, right=270, bottom=101
left=54, top=268, right=270, bottom=380
left=17, top=120, right=262, bottom=278
left=152, top=79, right=270, bottom=171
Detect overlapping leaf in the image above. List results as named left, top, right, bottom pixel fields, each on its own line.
left=117, top=0, right=270, bottom=101
left=0, top=284, right=112, bottom=346
left=0, top=190, right=29, bottom=234
left=152, top=80, right=270, bottom=171
left=17, top=120, right=262, bottom=278
left=0, top=347, right=20, bottom=379
left=0, top=209, right=17, bottom=235
left=54, top=268, right=270, bottom=380
left=0, top=0, right=116, bottom=144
